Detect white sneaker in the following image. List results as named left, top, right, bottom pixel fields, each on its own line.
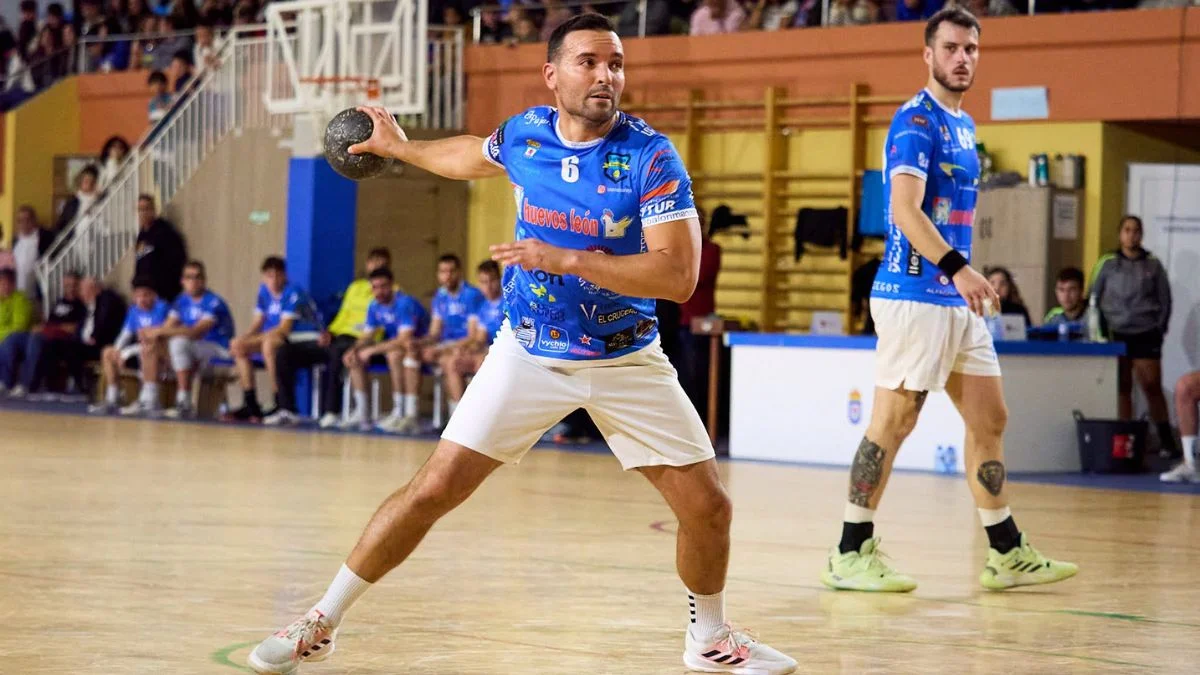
left=339, top=411, right=370, bottom=431
left=120, top=401, right=160, bottom=417
left=263, top=409, right=300, bottom=426
left=1160, top=463, right=1197, bottom=483
left=248, top=609, right=338, bottom=674
left=163, top=403, right=194, bottom=419
left=8, top=385, right=27, bottom=398
left=683, top=624, right=797, bottom=675
left=88, top=401, right=116, bottom=415
left=375, top=411, right=404, bottom=433
left=394, top=415, right=420, bottom=434
left=318, top=412, right=340, bottom=429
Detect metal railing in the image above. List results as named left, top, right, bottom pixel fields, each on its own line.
left=401, top=24, right=465, bottom=130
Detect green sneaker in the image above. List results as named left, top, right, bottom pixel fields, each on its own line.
left=820, top=538, right=918, bottom=593
left=979, top=533, right=1078, bottom=590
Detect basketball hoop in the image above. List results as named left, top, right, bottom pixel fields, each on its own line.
left=298, top=75, right=383, bottom=111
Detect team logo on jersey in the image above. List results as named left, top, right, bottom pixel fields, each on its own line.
left=940, top=125, right=951, bottom=142
left=939, top=162, right=967, bottom=177
left=530, top=269, right=564, bottom=286
left=524, top=140, right=540, bottom=158
left=527, top=301, right=565, bottom=321
left=634, top=318, right=656, bottom=340
left=514, top=317, right=536, bottom=348
left=602, top=152, right=632, bottom=183
left=538, top=325, right=569, bottom=353
left=601, top=325, right=636, bottom=354
left=909, top=114, right=929, bottom=127
left=918, top=152, right=929, bottom=170
left=522, top=110, right=550, bottom=127
left=906, top=244, right=922, bottom=276
left=602, top=210, right=633, bottom=239
left=848, top=389, right=862, bottom=425
left=933, top=198, right=951, bottom=225
left=596, top=307, right=638, bottom=325
left=579, top=335, right=594, bottom=346
left=529, top=284, right=556, bottom=302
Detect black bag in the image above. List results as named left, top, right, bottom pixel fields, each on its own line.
left=1074, top=410, right=1147, bottom=474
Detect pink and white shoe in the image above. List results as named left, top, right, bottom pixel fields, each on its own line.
left=248, top=609, right=338, bottom=674
left=683, top=623, right=797, bottom=674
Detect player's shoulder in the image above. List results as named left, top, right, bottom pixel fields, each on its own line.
left=892, top=90, right=937, bottom=125
left=609, top=112, right=670, bottom=150
left=500, top=106, right=555, bottom=142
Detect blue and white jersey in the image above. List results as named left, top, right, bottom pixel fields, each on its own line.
left=254, top=283, right=320, bottom=332
left=478, top=294, right=504, bottom=345
left=364, top=294, right=421, bottom=341
left=432, top=283, right=484, bottom=342
left=873, top=89, right=981, bottom=306
left=123, top=298, right=171, bottom=333
left=484, top=106, right=697, bottom=359
left=170, top=290, right=234, bottom=347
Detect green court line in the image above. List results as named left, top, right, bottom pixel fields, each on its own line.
left=211, top=641, right=256, bottom=672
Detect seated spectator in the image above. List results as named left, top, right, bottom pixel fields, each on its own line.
left=1042, top=267, right=1086, bottom=328
left=54, top=165, right=102, bottom=238
left=0, top=271, right=84, bottom=398
left=159, top=260, right=235, bottom=418
left=47, top=275, right=126, bottom=397
left=512, top=11, right=541, bottom=43
left=690, top=0, right=746, bottom=35
left=617, top=0, right=672, bottom=37
left=109, top=0, right=136, bottom=34
left=150, top=16, right=193, bottom=72
left=147, top=70, right=172, bottom=122
left=828, top=0, right=880, bottom=24
left=270, top=247, right=394, bottom=428
left=12, top=205, right=54, bottom=297
left=986, top=266, right=1031, bottom=327
left=540, top=0, right=576, bottom=42
left=17, top=1, right=37, bottom=60
left=1160, top=369, right=1199, bottom=483
left=227, top=256, right=321, bottom=422
left=744, top=0, right=799, bottom=30
left=169, top=48, right=194, bottom=93
left=128, top=0, right=154, bottom=29
left=232, top=3, right=257, bottom=27
left=478, top=8, right=514, bottom=43
left=447, top=260, right=504, bottom=396
left=171, top=0, right=202, bottom=30
left=422, top=253, right=483, bottom=421
left=131, top=14, right=164, bottom=70
left=896, top=0, right=945, bottom=21
left=88, top=276, right=171, bottom=416
left=134, top=194, right=188, bottom=302
left=1, top=30, right=35, bottom=109
left=340, top=267, right=425, bottom=432
left=200, top=0, right=233, bottom=26
left=97, top=135, right=131, bottom=192
left=0, top=268, right=36, bottom=395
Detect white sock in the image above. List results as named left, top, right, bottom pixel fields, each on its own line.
left=354, top=390, right=368, bottom=416
left=105, top=384, right=119, bottom=404
left=403, top=393, right=418, bottom=417
left=312, top=564, right=372, bottom=627
left=176, top=389, right=189, bottom=405
left=1182, top=436, right=1197, bottom=469
left=687, top=589, right=726, bottom=641
left=977, top=506, right=1012, bottom=527
left=448, top=399, right=459, bottom=416
left=843, top=503, right=875, bottom=523
left=142, top=382, right=159, bottom=406
left=392, top=392, right=402, bottom=414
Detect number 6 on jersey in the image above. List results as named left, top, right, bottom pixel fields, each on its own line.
left=561, top=155, right=579, bottom=183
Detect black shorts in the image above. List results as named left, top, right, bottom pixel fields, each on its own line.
left=1113, top=330, right=1163, bottom=360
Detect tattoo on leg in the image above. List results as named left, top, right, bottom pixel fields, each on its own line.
left=976, top=460, right=1006, bottom=497
left=848, top=438, right=888, bottom=507
left=914, top=390, right=929, bottom=413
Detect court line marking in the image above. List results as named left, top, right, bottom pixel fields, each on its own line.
left=210, top=641, right=256, bottom=672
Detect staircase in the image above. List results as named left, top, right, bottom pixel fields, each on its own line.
left=35, top=22, right=464, bottom=313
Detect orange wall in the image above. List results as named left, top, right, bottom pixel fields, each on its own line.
left=76, top=71, right=153, bottom=153
left=463, top=8, right=1200, bottom=135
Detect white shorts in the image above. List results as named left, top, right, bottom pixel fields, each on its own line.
left=168, top=336, right=230, bottom=371
left=118, top=344, right=142, bottom=366
left=442, top=323, right=715, bottom=470
left=871, top=297, right=1001, bottom=392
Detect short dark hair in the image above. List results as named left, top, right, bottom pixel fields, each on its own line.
left=477, top=260, right=500, bottom=277
left=79, top=164, right=99, bottom=181
left=1056, top=267, right=1084, bottom=286
left=368, top=267, right=395, bottom=282
left=17, top=204, right=36, bottom=219
left=20, top=1, right=37, bottom=13
left=148, top=70, right=167, bottom=86
left=197, top=18, right=214, bottom=30
left=65, top=270, right=82, bottom=280
left=47, top=3, right=65, bottom=19
left=547, top=13, right=614, bottom=63
left=1120, top=214, right=1143, bottom=233
left=437, top=253, right=462, bottom=269
left=138, top=194, right=155, bottom=208
left=184, top=260, right=206, bottom=277
left=131, top=275, right=156, bottom=291
left=261, top=256, right=286, bottom=273
left=924, top=7, right=981, bottom=47
left=0, top=268, right=15, bottom=285
left=367, top=247, right=392, bottom=263
left=172, top=48, right=194, bottom=67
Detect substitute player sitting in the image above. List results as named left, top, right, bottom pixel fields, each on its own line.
left=89, top=276, right=171, bottom=416
left=421, top=253, right=484, bottom=420
left=819, top=7, right=1077, bottom=593
left=449, top=259, right=505, bottom=384
left=249, top=14, right=795, bottom=675
left=159, top=260, right=235, bottom=418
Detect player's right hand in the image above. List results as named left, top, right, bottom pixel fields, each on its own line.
left=952, top=265, right=1001, bottom=317
left=349, top=107, right=408, bottom=158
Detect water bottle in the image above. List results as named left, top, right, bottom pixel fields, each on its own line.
left=1085, top=295, right=1104, bottom=343
left=1057, top=321, right=1070, bottom=342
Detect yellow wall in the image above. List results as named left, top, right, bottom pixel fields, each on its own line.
left=467, top=176, right=516, bottom=272
left=0, top=78, right=82, bottom=243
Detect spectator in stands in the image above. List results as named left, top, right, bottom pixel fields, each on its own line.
left=442, top=4, right=465, bottom=27
left=169, top=48, right=194, bottom=93
left=131, top=14, right=164, bottom=70
left=147, top=70, right=172, bottom=122
left=108, top=0, right=134, bottom=34
left=151, top=16, right=191, bottom=72
left=127, top=0, right=153, bottom=29
left=0, top=30, right=35, bottom=110
left=201, top=0, right=232, bottom=26
left=89, top=276, right=171, bottom=415
left=28, top=25, right=63, bottom=90
left=447, top=260, right=503, bottom=401
left=1091, top=214, right=1176, bottom=456
left=1161, top=369, right=1199, bottom=483
left=985, top=266, right=1031, bottom=327
left=45, top=3, right=66, bottom=37
left=134, top=194, right=188, bottom=301
left=97, top=135, right=130, bottom=191
left=339, top=267, right=424, bottom=432
left=743, top=0, right=799, bottom=30
left=827, top=0, right=881, bottom=24
left=690, top=0, right=746, bottom=35
left=18, top=1, right=38, bottom=60
left=193, top=19, right=220, bottom=72
left=157, top=260, right=235, bottom=418
left=64, top=275, right=125, bottom=393
left=227, top=256, right=321, bottom=422
left=1042, top=267, right=1086, bottom=328
left=54, top=165, right=101, bottom=238
left=0, top=271, right=84, bottom=398
left=477, top=7, right=514, bottom=44
left=232, top=3, right=257, bottom=26
left=512, top=11, right=540, bottom=44
left=540, top=0, right=575, bottom=42
left=170, top=0, right=202, bottom=30
left=422, top=253, right=483, bottom=421
left=271, top=247, right=395, bottom=429
left=12, top=205, right=53, bottom=296
left=896, top=0, right=945, bottom=21
left=617, top=0, right=672, bottom=37
left=0, top=224, right=14, bottom=271
left=0, top=268, right=36, bottom=395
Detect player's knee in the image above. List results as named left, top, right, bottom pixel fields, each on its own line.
left=699, top=489, right=733, bottom=532
left=386, top=349, right=404, bottom=366
left=168, top=336, right=192, bottom=371
left=1176, top=376, right=1200, bottom=404
left=407, top=472, right=470, bottom=519
left=874, top=404, right=920, bottom=440
left=974, top=403, right=1008, bottom=440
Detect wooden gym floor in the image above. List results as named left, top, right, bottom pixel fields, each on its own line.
left=0, top=408, right=1197, bottom=674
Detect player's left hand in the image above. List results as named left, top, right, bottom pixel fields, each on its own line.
left=490, top=239, right=572, bottom=274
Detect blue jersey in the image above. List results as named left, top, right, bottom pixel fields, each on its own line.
left=479, top=295, right=504, bottom=345
left=365, top=294, right=422, bottom=341
left=255, top=283, right=320, bottom=332
left=123, top=298, right=170, bottom=334
left=432, top=284, right=484, bottom=342
left=484, top=106, right=697, bottom=360
left=873, top=89, right=980, bottom=306
left=170, top=290, right=235, bottom=347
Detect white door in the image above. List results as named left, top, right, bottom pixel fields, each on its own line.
left=1126, top=163, right=1200, bottom=423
